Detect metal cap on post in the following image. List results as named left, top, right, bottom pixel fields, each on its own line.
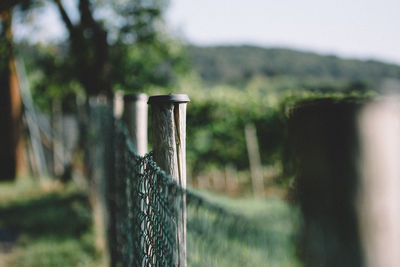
left=122, top=93, right=148, bottom=156
left=148, top=94, right=190, bottom=267
left=147, top=94, right=190, bottom=182
left=147, top=94, right=190, bottom=104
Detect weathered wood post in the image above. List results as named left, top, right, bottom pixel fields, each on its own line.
left=87, top=95, right=115, bottom=267
left=148, top=94, right=190, bottom=267
left=122, top=93, right=148, bottom=155
left=287, top=97, right=400, bottom=267
left=357, top=97, right=400, bottom=267
left=114, top=93, right=148, bottom=266
left=245, top=123, right=264, bottom=197
left=52, top=98, right=64, bottom=177
left=224, top=164, right=238, bottom=192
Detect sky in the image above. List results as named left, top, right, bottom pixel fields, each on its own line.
left=165, top=0, right=400, bottom=65
left=13, top=0, right=400, bottom=65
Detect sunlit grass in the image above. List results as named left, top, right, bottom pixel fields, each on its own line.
left=7, top=236, right=98, bottom=267
left=187, top=190, right=301, bottom=267
left=0, top=178, right=43, bottom=206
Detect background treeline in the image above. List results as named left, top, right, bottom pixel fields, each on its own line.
left=187, top=45, right=400, bottom=88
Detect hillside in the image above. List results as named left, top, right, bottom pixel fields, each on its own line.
left=186, top=45, right=400, bottom=86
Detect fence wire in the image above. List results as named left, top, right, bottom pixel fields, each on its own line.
left=115, top=123, right=180, bottom=266
left=113, top=121, right=297, bottom=267
left=114, top=122, right=247, bottom=266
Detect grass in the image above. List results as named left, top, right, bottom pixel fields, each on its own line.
left=0, top=179, right=300, bottom=267
left=187, top=190, right=301, bottom=267
left=0, top=178, right=100, bottom=267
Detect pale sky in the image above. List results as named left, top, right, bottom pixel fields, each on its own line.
left=13, top=0, right=400, bottom=65
left=166, top=0, right=400, bottom=65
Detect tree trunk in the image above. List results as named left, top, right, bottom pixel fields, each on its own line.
left=0, top=10, right=22, bottom=181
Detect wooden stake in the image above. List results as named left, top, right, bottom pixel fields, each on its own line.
left=148, top=94, right=190, bottom=267
left=122, top=93, right=148, bottom=156
left=357, top=97, right=400, bottom=267
left=225, top=164, right=238, bottom=192
left=52, top=99, right=64, bottom=177
left=87, top=96, right=115, bottom=267
left=245, top=123, right=264, bottom=197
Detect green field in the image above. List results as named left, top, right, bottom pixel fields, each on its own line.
left=0, top=179, right=300, bottom=267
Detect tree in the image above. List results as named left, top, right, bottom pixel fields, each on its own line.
left=1, top=0, right=185, bottom=180
left=12, top=2, right=185, bottom=263
left=0, top=0, right=50, bottom=181
left=49, top=0, right=183, bottom=98
left=0, top=8, right=22, bottom=181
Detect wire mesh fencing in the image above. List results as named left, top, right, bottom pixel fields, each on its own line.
left=115, top=123, right=183, bottom=266
left=113, top=122, right=298, bottom=267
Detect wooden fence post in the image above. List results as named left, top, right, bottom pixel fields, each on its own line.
left=357, top=97, right=400, bottom=267
left=287, top=97, right=400, bottom=267
left=245, top=123, right=264, bottom=197
left=148, top=94, right=190, bottom=267
left=117, top=93, right=148, bottom=266
left=52, top=98, right=64, bottom=177
left=122, top=93, right=148, bottom=155
left=87, top=95, right=115, bottom=267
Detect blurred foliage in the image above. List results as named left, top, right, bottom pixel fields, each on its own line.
left=16, top=42, right=83, bottom=113
left=13, top=10, right=397, bottom=174
left=184, top=85, right=284, bottom=174
left=0, top=0, right=44, bottom=13
left=111, top=36, right=188, bottom=93
left=14, top=0, right=187, bottom=108
left=173, top=74, right=376, bottom=177
left=153, top=45, right=394, bottom=177
left=16, top=37, right=388, bottom=177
